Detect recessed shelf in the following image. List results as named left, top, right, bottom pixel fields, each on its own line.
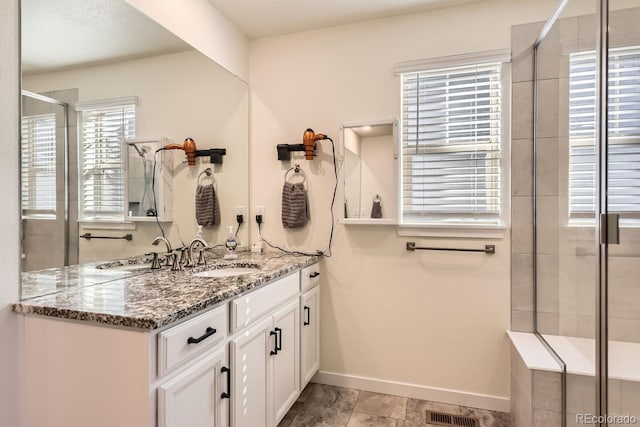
left=340, top=218, right=396, bottom=225
left=341, top=119, right=398, bottom=224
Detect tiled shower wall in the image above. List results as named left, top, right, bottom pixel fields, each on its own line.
left=510, top=9, right=640, bottom=344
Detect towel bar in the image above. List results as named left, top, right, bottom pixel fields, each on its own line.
left=81, top=233, right=133, bottom=241
left=406, top=241, right=495, bottom=254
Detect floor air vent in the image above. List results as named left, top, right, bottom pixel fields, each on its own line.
left=425, top=410, right=479, bottom=427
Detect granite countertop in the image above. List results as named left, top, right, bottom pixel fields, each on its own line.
left=14, top=252, right=318, bottom=330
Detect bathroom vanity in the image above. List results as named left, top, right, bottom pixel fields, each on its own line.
left=14, top=253, right=320, bottom=427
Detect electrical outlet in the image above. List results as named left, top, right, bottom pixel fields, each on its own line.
left=256, top=206, right=265, bottom=217
left=235, top=205, right=246, bottom=217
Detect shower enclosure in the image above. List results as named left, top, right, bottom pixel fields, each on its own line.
left=532, top=0, right=640, bottom=425
left=20, top=90, right=78, bottom=271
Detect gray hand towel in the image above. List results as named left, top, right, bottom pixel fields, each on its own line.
left=282, top=182, right=309, bottom=228
left=371, top=200, right=382, bottom=218
left=196, top=184, right=221, bottom=226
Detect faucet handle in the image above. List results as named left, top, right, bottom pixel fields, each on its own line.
left=145, top=252, right=162, bottom=269
left=178, top=247, right=190, bottom=267
left=167, top=253, right=182, bottom=271
left=197, top=249, right=207, bottom=266
left=164, top=252, right=174, bottom=267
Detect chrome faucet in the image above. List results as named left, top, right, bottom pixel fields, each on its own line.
left=151, top=236, right=173, bottom=267
left=188, top=238, right=208, bottom=266
left=151, top=236, right=172, bottom=253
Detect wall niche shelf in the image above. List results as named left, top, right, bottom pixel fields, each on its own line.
left=341, top=119, right=398, bottom=225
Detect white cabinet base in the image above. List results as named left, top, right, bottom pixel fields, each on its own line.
left=158, top=345, right=228, bottom=427
left=301, top=285, right=320, bottom=388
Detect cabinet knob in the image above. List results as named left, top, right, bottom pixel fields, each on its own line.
left=309, top=272, right=320, bottom=278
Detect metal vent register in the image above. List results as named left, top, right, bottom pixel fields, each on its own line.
left=425, top=410, right=478, bottom=427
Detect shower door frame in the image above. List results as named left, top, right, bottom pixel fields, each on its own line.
left=531, top=0, right=611, bottom=426
left=20, top=90, right=71, bottom=271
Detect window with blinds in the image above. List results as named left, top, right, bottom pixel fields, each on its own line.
left=79, top=103, right=135, bottom=221
left=400, top=62, right=503, bottom=224
left=21, top=113, right=57, bottom=219
left=569, top=47, right=640, bottom=217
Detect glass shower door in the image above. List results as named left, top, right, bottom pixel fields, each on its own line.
left=606, top=1, right=640, bottom=424
left=20, top=92, right=69, bottom=271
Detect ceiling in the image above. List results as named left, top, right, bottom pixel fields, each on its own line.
left=22, top=0, right=191, bottom=75
left=208, top=0, right=479, bottom=39
left=22, top=0, right=479, bottom=75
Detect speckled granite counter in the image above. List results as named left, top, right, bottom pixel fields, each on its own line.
left=14, top=252, right=318, bottom=330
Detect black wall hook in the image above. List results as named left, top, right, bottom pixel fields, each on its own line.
left=195, top=148, right=227, bottom=164
left=277, top=143, right=307, bottom=161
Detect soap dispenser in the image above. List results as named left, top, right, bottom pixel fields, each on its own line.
left=224, top=225, right=238, bottom=260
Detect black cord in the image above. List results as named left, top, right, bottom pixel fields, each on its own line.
left=258, top=222, right=320, bottom=257
left=324, top=137, right=338, bottom=257
left=152, top=148, right=166, bottom=238
left=235, top=222, right=241, bottom=237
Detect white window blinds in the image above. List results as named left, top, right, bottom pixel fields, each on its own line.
left=79, top=104, right=135, bottom=221
left=401, top=62, right=503, bottom=223
left=21, top=113, right=57, bottom=218
left=569, top=47, right=640, bottom=215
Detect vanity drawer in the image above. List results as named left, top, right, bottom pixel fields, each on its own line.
left=230, top=272, right=299, bottom=333
left=158, top=304, right=227, bottom=376
left=300, top=263, right=320, bottom=293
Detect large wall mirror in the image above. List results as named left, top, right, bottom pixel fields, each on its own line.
left=20, top=0, right=249, bottom=299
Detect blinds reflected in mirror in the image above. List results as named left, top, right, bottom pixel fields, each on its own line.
left=401, top=62, right=502, bottom=223
left=79, top=103, right=135, bottom=221
left=21, top=113, right=57, bottom=219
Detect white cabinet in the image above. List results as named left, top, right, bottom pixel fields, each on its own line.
left=230, top=298, right=300, bottom=427
left=230, top=317, right=272, bottom=427
left=272, top=300, right=300, bottom=424
left=300, top=284, right=320, bottom=388
left=158, top=344, right=229, bottom=427
left=21, top=262, right=319, bottom=427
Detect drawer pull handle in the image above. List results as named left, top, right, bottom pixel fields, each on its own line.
left=270, top=330, right=278, bottom=355
left=275, top=327, right=283, bottom=351
left=309, top=272, right=320, bottom=278
left=187, top=327, right=217, bottom=345
left=303, top=306, right=311, bottom=326
left=221, top=366, right=231, bottom=399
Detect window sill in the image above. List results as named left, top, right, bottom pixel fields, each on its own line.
left=79, top=221, right=136, bottom=231
left=397, top=223, right=506, bottom=239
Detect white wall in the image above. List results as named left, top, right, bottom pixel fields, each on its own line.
left=24, top=50, right=249, bottom=262
left=125, top=0, right=249, bottom=82
left=249, top=0, right=562, bottom=409
left=0, top=0, right=23, bottom=425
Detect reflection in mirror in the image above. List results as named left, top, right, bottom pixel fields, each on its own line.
left=20, top=0, right=249, bottom=299
left=21, top=92, right=70, bottom=271
left=342, top=122, right=397, bottom=221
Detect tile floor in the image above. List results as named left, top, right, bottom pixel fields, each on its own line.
left=278, top=383, right=512, bottom=427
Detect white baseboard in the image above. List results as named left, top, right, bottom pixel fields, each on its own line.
left=312, top=371, right=510, bottom=413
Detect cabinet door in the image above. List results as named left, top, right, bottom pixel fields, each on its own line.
left=158, top=345, right=228, bottom=427
left=272, top=299, right=300, bottom=425
left=230, top=317, right=273, bottom=427
left=301, top=286, right=320, bottom=387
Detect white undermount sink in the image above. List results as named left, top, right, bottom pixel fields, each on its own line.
left=193, top=267, right=260, bottom=278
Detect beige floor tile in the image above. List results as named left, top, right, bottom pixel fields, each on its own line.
left=353, top=391, right=407, bottom=420
left=347, top=412, right=404, bottom=427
